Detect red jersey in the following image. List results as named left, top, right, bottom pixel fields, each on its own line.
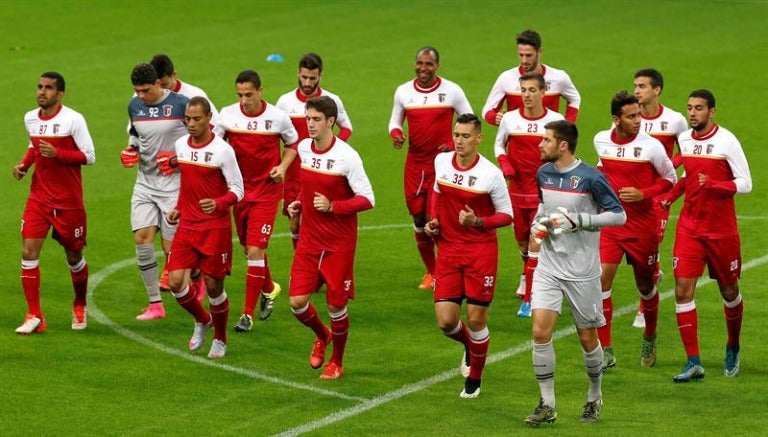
left=22, top=104, right=95, bottom=210
left=174, top=134, right=244, bottom=230
left=640, top=104, right=687, bottom=161
left=295, top=136, right=375, bottom=253
left=215, top=100, right=298, bottom=203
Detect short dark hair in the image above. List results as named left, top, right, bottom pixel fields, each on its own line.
left=611, top=90, right=639, bottom=117
left=634, top=68, right=664, bottom=93
left=416, top=46, right=440, bottom=65
left=41, top=72, right=65, bottom=91
left=299, top=53, right=323, bottom=73
left=131, top=63, right=158, bottom=86
left=544, top=120, right=578, bottom=153
left=519, top=72, right=546, bottom=90
left=236, top=69, right=261, bottom=88
left=689, top=89, right=716, bottom=109
left=150, top=54, right=175, bottom=77
left=516, top=29, right=542, bottom=51
left=456, top=113, right=481, bottom=133
left=187, top=96, right=211, bottom=115
left=306, top=95, right=338, bottom=121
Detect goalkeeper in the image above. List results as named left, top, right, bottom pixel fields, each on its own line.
left=524, top=120, right=625, bottom=427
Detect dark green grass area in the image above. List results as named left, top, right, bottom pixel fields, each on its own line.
left=1, top=1, right=767, bottom=435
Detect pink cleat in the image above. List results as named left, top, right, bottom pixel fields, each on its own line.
left=136, top=302, right=166, bottom=321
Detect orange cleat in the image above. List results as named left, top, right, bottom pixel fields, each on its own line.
left=159, top=268, right=170, bottom=292
left=418, top=273, right=435, bottom=290
left=320, top=361, right=344, bottom=380
left=310, top=332, right=332, bottom=369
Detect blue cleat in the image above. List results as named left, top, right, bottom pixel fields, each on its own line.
left=517, top=301, right=532, bottom=318
left=673, top=360, right=705, bottom=383
left=724, top=345, right=740, bottom=377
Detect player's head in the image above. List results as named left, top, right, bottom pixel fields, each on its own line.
left=414, top=46, right=440, bottom=87
left=150, top=54, right=177, bottom=90
left=634, top=68, right=664, bottom=105
left=131, top=63, right=164, bottom=105
left=235, top=69, right=264, bottom=115
left=298, top=53, right=323, bottom=96
left=185, top=96, right=212, bottom=140
left=305, top=96, right=338, bottom=139
left=453, top=113, right=483, bottom=159
left=687, top=89, right=716, bottom=133
left=516, top=30, right=542, bottom=72
left=37, top=72, right=65, bottom=110
left=611, top=90, right=641, bottom=137
left=541, top=120, right=578, bottom=162
left=519, top=72, right=546, bottom=111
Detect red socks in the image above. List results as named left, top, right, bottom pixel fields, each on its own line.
left=414, top=230, right=436, bottom=274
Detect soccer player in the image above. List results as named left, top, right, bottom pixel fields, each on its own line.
left=160, top=97, right=244, bottom=359
left=594, top=91, right=676, bottom=370
left=215, top=70, right=299, bottom=330
left=482, top=29, right=581, bottom=126
left=629, top=68, right=688, bottom=329
left=524, top=120, right=626, bottom=426
left=288, top=96, right=374, bottom=380
left=150, top=53, right=219, bottom=127
left=493, top=72, right=564, bottom=312
left=389, top=46, right=473, bottom=289
left=424, top=114, right=513, bottom=398
left=276, top=53, right=353, bottom=249
left=123, top=63, right=190, bottom=321
left=13, top=72, right=96, bottom=334
left=660, top=89, right=751, bottom=382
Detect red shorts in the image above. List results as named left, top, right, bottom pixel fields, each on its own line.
left=512, top=206, right=537, bottom=243
left=673, top=230, right=741, bottom=285
left=403, top=158, right=435, bottom=216
left=282, top=183, right=300, bottom=217
left=167, top=227, right=233, bottom=280
left=653, top=197, right=671, bottom=243
left=233, top=201, right=279, bottom=248
left=600, top=234, right=658, bottom=278
left=289, top=249, right=355, bottom=307
left=22, top=200, right=86, bottom=251
left=433, top=247, right=498, bottom=305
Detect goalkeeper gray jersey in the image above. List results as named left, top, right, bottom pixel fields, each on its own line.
left=128, top=90, right=189, bottom=196
left=535, top=159, right=624, bottom=281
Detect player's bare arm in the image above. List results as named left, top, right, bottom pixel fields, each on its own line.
left=618, top=186, right=643, bottom=202
left=38, top=140, right=57, bottom=158
left=12, top=163, right=27, bottom=180
left=166, top=209, right=180, bottom=225
left=269, top=148, right=297, bottom=182
left=392, top=135, right=406, bottom=149
left=287, top=200, right=302, bottom=218
left=495, top=110, right=506, bottom=125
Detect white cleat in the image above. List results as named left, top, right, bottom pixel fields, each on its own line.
left=208, top=339, right=227, bottom=358
left=189, top=317, right=212, bottom=351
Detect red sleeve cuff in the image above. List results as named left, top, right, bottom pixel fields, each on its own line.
left=331, top=195, right=374, bottom=214
left=481, top=212, right=513, bottom=229
left=483, top=110, right=498, bottom=126
left=565, top=106, right=579, bottom=122
left=214, top=192, right=239, bottom=211
left=337, top=127, right=352, bottom=141
left=389, top=128, right=404, bottom=140
left=56, top=149, right=87, bottom=165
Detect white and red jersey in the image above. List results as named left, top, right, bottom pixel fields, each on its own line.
left=595, top=129, right=676, bottom=238
left=215, top=100, right=298, bottom=203
left=676, top=124, right=752, bottom=238
left=276, top=88, right=353, bottom=187
left=22, top=104, right=96, bottom=210
left=171, top=79, right=220, bottom=126
left=389, top=77, right=473, bottom=165
left=494, top=108, right=564, bottom=208
left=482, top=64, right=581, bottom=124
left=174, top=134, right=244, bottom=230
left=296, top=136, right=375, bottom=253
left=640, top=104, right=687, bottom=160
left=432, top=152, right=512, bottom=252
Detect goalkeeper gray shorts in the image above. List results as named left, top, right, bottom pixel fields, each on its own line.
left=531, top=270, right=606, bottom=329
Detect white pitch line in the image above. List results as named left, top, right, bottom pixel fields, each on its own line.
left=274, top=252, right=768, bottom=436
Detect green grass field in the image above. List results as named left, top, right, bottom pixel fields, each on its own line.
left=2, top=0, right=767, bottom=435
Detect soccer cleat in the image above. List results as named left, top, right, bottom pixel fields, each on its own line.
left=724, top=345, right=740, bottom=377
left=515, top=274, right=526, bottom=298
left=15, top=314, right=46, bottom=335
left=640, top=334, right=657, bottom=368
left=673, top=361, right=705, bottom=383
left=234, top=313, right=253, bottom=332
left=258, top=281, right=281, bottom=321
left=136, top=302, right=166, bottom=321
left=310, top=332, right=332, bottom=369
left=418, top=273, right=435, bottom=290
left=459, top=377, right=481, bottom=398
left=207, top=339, right=227, bottom=358
left=632, top=309, right=646, bottom=329
left=320, top=361, right=344, bottom=380
left=602, top=347, right=616, bottom=370
left=189, top=317, right=212, bottom=351
left=460, top=350, right=471, bottom=378
left=579, top=398, right=603, bottom=423
left=159, top=268, right=170, bottom=292
left=517, top=301, right=532, bottom=318
left=525, top=398, right=557, bottom=426
left=71, top=306, right=87, bottom=330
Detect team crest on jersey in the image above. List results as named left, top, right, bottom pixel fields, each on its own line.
left=163, top=105, right=173, bottom=117
left=634, top=147, right=642, bottom=158
left=545, top=81, right=551, bottom=91
left=438, top=93, right=446, bottom=103
left=707, top=143, right=715, bottom=154
left=569, top=175, right=581, bottom=189
left=205, top=152, right=213, bottom=163
left=469, top=176, right=477, bottom=187
left=53, top=124, right=60, bottom=134
left=661, top=121, right=668, bottom=131
left=265, top=120, right=273, bottom=130
left=326, top=159, right=335, bottom=170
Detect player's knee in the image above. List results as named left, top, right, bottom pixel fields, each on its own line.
left=168, top=270, right=185, bottom=292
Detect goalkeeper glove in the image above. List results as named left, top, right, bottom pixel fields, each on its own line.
left=120, top=147, right=139, bottom=168
left=531, top=216, right=549, bottom=244
left=549, top=207, right=591, bottom=235
left=156, top=151, right=178, bottom=176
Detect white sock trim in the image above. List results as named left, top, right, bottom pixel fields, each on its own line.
left=68, top=258, right=86, bottom=273
left=22, top=259, right=39, bottom=269
left=676, top=300, right=696, bottom=313
left=209, top=291, right=227, bottom=306
left=329, top=307, right=348, bottom=320
left=724, top=293, right=742, bottom=308
left=172, top=285, right=190, bottom=299
left=291, top=303, right=310, bottom=315
left=247, top=259, right=266, bottom=267
left=601, top=289, right=612, bottom=300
